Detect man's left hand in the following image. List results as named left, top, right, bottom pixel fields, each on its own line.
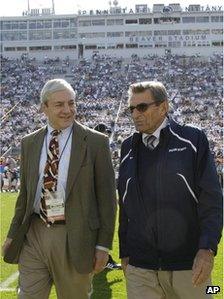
left=93, top=249, right=109, bottom=274
left=192, top=249, right=214, bottom=287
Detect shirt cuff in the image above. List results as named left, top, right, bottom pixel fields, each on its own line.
left=95, top=245, right=109, bottom=252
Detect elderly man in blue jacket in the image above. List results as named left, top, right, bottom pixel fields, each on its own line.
left=118, top=81, right=222, bottom=299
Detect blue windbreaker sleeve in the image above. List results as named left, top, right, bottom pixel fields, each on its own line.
left=195, top=130, right=223, bottom=255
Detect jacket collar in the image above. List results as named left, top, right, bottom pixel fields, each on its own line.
left=167, top=116, right=181, bottom=131
left=130, top=116, right=181, bottom=149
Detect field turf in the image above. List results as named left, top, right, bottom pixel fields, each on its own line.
left=0, top=193, right=223, bottom=298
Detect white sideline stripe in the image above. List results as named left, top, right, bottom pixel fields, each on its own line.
left=120, top=149, right=132, bottom=165
left=0, top=271, right=19, bottom=289
left=0, top=287, right=16, bottom=292
left=122, top=178, right=131, bottom=203
left=169, top=127, right=197, bottom=153
left=177, top=173, right=198, bottom=203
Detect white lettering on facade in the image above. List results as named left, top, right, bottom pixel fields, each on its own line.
left=185, top=5, right=222, bottom=12
left=77, top=4, right=222, bottom=15
left=130, top=35, right=208, bottom=43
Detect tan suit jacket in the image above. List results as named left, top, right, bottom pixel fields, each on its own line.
left=4, top=121, right=117, bottom=274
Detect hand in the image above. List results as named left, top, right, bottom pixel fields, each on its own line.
left=93, top=249, right=109, bottom=274
left=1, top=238, right=13, bottom=257
left=121, top=257, right=129, bottom=274
left=192, top=249, right=214, bottom=287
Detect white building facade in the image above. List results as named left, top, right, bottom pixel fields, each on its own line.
left=0, top=3, right=223, bottom=59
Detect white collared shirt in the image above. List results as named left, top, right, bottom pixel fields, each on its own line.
left=142, top=117, right=169, bottom=148
left=33, top=124, right=73, bottom=213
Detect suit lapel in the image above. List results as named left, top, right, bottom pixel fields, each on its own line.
left=29, top=127, right=46, bottom=202
left=65, top=121, right=87, bottom=200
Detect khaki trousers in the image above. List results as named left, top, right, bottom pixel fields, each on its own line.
left=18, top=216, right=93, bottom=299
left=126, top=264, right=212, bottom=299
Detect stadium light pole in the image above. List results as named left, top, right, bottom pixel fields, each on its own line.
left=52, top=0, right=55, bottom=14
left=27, top=0, right=30, bottom=13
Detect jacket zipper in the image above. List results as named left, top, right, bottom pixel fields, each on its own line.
left=156, top=137, right=167, bottom=271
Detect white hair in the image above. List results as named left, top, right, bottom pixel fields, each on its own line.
left=40, top=79, right=76, bottom=103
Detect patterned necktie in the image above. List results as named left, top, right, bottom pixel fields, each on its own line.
left=145, top=135, right=156, bottom=150
left=40, top=129, right=61, bottom=224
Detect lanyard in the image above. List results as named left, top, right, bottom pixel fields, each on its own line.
left=45, top=125, right=73, bottom=164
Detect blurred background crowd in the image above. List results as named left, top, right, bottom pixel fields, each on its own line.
left=1, top=53, right=223, bottom=191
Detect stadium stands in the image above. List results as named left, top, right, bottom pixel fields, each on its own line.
left=1, top=53, right=223, bottom=185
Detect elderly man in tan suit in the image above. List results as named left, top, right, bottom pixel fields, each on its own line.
left=2, top=79, right=117, bottom=299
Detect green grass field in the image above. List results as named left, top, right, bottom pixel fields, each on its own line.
left=0, top=193, right=223, bottom=298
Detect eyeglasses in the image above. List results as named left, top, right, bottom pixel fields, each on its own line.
left=128, top=101, right=158, bottom=114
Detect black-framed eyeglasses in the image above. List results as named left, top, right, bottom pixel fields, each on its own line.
left=128, top=101, right=158, bottom=114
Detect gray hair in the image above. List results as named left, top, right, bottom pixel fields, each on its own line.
left=128, top=81, right=168, bottom=104
left=40, top=79, right=76, bottom=104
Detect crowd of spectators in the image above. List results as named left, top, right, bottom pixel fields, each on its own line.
left=0, top=156, right=19, bottom=192
left=1, top=53, right=223, bottom=187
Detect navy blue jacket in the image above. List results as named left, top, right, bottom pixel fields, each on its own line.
left=118, top=118, right=223, bottom=270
